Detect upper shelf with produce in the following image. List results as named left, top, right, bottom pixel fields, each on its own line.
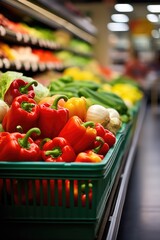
left=0, top=25, right=94, bottom=58
left=1, top=0, right=97, bottom=45
left=0, top=8, right=95, bottom=73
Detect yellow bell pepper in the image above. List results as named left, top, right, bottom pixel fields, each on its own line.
left=64, top=97, right=87, bottom=121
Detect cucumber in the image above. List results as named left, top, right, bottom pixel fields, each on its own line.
left=63, top=80, right=100, bottom=91
left=48, top=80, right=65, bottom=91
left=98, top=90, right=127, bottom=105
left=58, top=76, right=74, bottom=83
left=78, top=88, right=128, bottom=114
left=49, top=90, right=77, bottom=98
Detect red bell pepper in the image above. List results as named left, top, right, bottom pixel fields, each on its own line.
left=42, top=137, right=76, bottom=162
left=0, top=127, right=41, bottom=161
left=35, top=137, right=51, bottom=149
left=4, top=78, right=38, bottom=105
left=104, top=128, right=116, bottom=147
left=37, top=95, right=69, bottom=139
left=2, top=95, right=40, bottom=133
left=5, top=178, right=62, bottom=206
left=68, top=180, right=93, bottom=208
left=5, top=179, right=35, bottom=205
left=95, top=123, right=116, bottom=147
left=34, top=179, right=56, bottom=206
left=93, top=136, right=109, bottom=156
left=81, top=181, right=93, bottom=208
left=74, top=137, right=105, bottom=163
left=5, top=178, right=93, bottom=208
left=35, top=179, right=70, bottom=207
left=0, top=131, right=10, bottom=138
left=81, top=191, right=92, bottom=208
left=59, top=116, right=97, bottom=154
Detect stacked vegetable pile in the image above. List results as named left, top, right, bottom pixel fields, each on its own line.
left=0, top=70, right=143, bottom=163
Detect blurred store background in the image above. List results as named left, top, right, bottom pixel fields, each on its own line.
left=71, top=0, right=160, bottom=71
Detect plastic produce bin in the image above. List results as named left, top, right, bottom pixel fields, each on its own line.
left=0, top=122, right=132, bottom=240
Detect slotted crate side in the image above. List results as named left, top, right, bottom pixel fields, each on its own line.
left=0, top=136, right=129, bottom=240
left=0, top=120, right=134, bottom=240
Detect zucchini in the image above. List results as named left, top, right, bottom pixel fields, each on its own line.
left=58, top=76, right=74, bottom=83
left=78, top=88, right=111, bottom=108
left=78, top=88, right=128, bottom=114
left=98, top=90, right=127, bottom=105
left=63, top=80, right=100, bottom=91
left=50, top=90, right=77, bottom=98
left=48, top=78, right=100, bottom=92
left=48, top=80, right=65, bottom=91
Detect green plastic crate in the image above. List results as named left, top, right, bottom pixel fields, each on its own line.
left=0, top=123, right=132, bottom=240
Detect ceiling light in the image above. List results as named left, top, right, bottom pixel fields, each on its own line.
left=147, top=14, right=159, bottom=22
left=147, top=5, right=160, bottom=13
left=107, top=22, right=129, bottom=32
left=111, top=14, right=129, bottom=23
left=151, top=29, right=159, bottom=38
left=114, top=4, right=133, bottom=13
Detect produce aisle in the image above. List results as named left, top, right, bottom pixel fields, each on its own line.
left=0, top=3, right=157, bottom=240
left=117, top=101, right=160, bottom=240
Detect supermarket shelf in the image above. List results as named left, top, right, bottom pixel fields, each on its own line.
left=97, top=98, right=147, bottom=240
left=1, top=0, right=97, bottom=44
left=0, top=58, right=94, bottom=72
left=0, top=26, right=94, bottom=58
left=0, top=26, right=61, bottom=50
left=35, top=0, right=97, bottom=36
left=0, top=58, right=65, bottom=72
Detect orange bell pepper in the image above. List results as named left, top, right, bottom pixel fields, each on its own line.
left=75, top=150, right=103, bottom=163
left=63, top=97, right=87, bottom=121
left=38, top=94, right=65, bottom=107
left=58, top=116, right=97, bottom=154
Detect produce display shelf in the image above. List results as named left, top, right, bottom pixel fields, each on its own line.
left=0, top=26, right=94, bottom=58
left=0, top=58, right=65, bottom=72
left=0, top=26, right=61, bottom=50
left=1, top=0, right=97, bottom=44
left=0, top=102, right=141, bottom=240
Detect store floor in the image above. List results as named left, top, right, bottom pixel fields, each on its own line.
left=117, top=103, right=160, bottom=240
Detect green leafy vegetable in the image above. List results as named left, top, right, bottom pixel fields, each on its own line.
left=21, top=76, right=49, bottom=103
left=0, top=71, right=23, bottom=99
left=0, top=71, right=49, bottom=103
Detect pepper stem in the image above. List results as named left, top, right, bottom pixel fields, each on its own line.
left=18, top=128, right=41, bottom=149
left=93, top=136, right=104, bottom=154
left=39, top=138, right=51, bottom=150
left=21, top=101, right=35, bottom=112
left=82, top=121, right=95, bottom=128
left=51, top=95, right=68, bottom=110
left=81, top=183, right=93, bottom=193
left=45, top=147, right=62, bottom=158
left=19, top=81, right=38, bottom=94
